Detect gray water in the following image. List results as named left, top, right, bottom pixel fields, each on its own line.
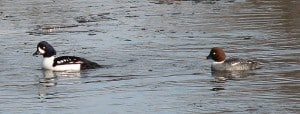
left=0, top=0, right=299, bottom=113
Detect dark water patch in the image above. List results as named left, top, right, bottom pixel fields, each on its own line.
left=27, top=24, right=109, bottom=36
left=75, top=13, right=115, bottom=23
left=27, top=24, right=80, bottom=35
left=36, top=24, right=79, bottom=30
left=152, top=0, right=231, bottom=4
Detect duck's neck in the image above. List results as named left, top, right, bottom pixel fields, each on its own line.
left=42, top=56, right=55, bottom=70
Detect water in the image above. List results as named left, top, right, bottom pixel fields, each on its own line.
left=0, top=0, right=299, bottom=113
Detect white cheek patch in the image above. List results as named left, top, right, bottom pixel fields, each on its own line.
left=38, top=47, right=45, bottom=54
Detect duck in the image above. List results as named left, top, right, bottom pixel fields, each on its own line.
left=33, top=41, right=102, bottom=71
left=206, top=47, right=261, bottom=71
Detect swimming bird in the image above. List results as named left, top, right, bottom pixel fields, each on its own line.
left=33, top=41, right=102, bottom=71
left=206, top=47, right=261, bottom=71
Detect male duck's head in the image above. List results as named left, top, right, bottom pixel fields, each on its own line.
left=33, top=41, right=56, bottom=57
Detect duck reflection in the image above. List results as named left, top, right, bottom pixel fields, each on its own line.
left=39, top=70, right=81, bottom=87
left=39, top=70, right=57, bottom=87
left=212, top=70, right=252, bottom=81
left=38, top=70, right=81, bottom=100
left=210, top=70, right=253, bottom=91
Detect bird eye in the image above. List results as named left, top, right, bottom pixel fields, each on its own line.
left=213, top=52, right=216, bottom=55
left=42, top=46, right=46, bottom=49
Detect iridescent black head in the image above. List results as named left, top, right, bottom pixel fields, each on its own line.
left=33, top=41, right=56, bottom=57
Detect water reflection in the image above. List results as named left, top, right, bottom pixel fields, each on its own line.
left=210, top=70, right=256, bottom=91
left=39, top=70, right=81, bottom=87
left=39, top=70, right=57, bottom=87
left=38, top=70, right=82, bottom=101
left=212, top=70, right=254, bottom=80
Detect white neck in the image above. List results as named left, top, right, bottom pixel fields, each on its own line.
left=43, top=56, right=55, bottom=70
left=213, top=60, right=225, bottom=64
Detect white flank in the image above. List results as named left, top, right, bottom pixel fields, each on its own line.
left=43, top=56, right=81, bottom=71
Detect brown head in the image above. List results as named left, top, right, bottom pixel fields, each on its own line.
left=206, top=47, right=226, bottom=62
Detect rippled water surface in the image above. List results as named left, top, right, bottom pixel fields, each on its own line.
left=0, top=0, right=299, bottom=113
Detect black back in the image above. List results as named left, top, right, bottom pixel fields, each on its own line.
left=53, top=56, right=102, bottom=69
